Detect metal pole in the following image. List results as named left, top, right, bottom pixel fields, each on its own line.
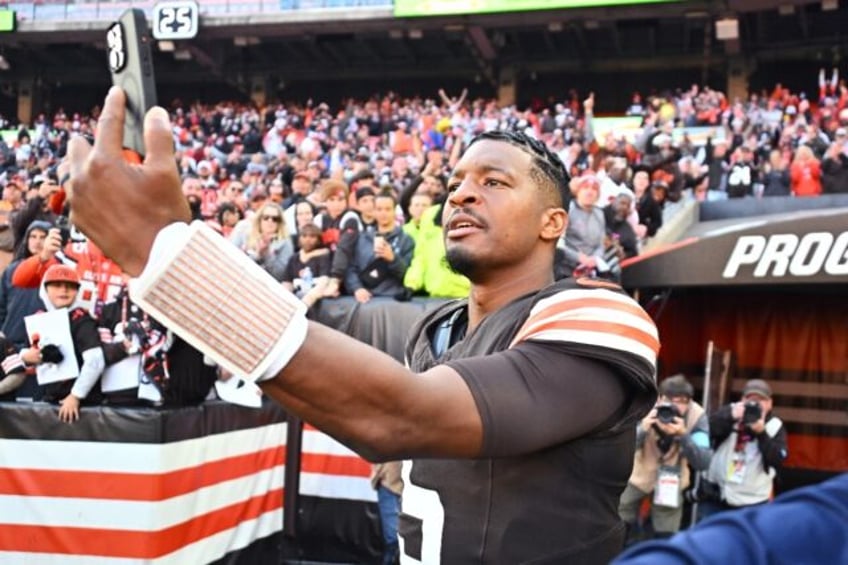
left=689, top=340, right=715, bottom=528
left=283, top=413, right=304, bottom=538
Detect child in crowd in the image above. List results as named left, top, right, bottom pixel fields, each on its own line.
left=20, top=264, right=104, bottom=422
left=282, top=223, right=332, bottom=309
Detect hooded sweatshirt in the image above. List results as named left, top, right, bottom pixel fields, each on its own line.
left=0, top=220, right=51, bottom=350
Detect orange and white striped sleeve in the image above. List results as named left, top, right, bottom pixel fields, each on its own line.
left=510, top=287, right=659, bottom=371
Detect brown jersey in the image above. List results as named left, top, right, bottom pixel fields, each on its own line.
left=400, top=278, right=658, bottom=564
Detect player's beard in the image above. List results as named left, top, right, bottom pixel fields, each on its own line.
left=445, top=247, right=480, bottom=280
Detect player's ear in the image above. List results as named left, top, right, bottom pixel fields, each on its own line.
left=540, top=207, right=566, bottom=242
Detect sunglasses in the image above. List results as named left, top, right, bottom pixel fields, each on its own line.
left=261, top=215, right=282, bottom=222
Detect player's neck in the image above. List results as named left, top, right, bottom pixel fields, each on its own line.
left=467, top=264, right=553, bottom=330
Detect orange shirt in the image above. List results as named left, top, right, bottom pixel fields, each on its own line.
left=790, top=160, right=822, bottom=197
left=13, top=240, right=126, bottom=316
left=391, top=129, right=414, bottom=156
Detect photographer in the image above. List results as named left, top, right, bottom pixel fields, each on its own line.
left=619, top=375, right=711, bottom=542
left=700, top=379, right=787, bottom=520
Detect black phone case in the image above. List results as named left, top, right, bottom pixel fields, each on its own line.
left=107, top=8, right=157, bottom=157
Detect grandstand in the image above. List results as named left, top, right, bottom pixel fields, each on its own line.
left=1, top=0, right=848, bottom=119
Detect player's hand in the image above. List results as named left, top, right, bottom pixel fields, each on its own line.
left=67, top=86, right=190, bottom=277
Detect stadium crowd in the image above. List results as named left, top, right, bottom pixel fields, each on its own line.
left=0, top=72, right=846, bottom=399
left=0, top=71, right=838, bottom=558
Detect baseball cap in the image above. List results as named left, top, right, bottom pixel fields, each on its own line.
left=836, top=127, right=847, bottom=137
left=44, top=264, right=80, bottom=287
left=572, top=173, right=601, bottom=191
left=659, top=374, right=694, bottom=399
left=742, top=379, right=772, bottom=399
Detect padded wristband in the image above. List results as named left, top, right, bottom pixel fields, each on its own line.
left=129, top=221, right=307, bottom=382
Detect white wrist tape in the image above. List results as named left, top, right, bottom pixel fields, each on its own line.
left=129, top=221, right=307, bottom=382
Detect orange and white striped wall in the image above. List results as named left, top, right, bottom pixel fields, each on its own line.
left=0, top=418, right=376, bottom=564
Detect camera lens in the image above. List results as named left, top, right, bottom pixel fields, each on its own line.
left=743, top=400, right=762, bottom=424
left=656, top=403, right=679, bottom=424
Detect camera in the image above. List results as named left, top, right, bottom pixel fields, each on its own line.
left=683, top=479, right=721, bottom=504
left=682, top=486, right=699, bottom=504
left=124, top=318, right=149, bottom=347
left=655, top=402, right=681, bottom=424
left=54, top=215, right=71, bottom=247
left=743, top=400, right=762, bottom=425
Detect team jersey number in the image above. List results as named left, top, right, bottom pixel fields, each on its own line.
left=399, top=460, right=445, bottom=564
left=729, top=165, right=751, bottom=186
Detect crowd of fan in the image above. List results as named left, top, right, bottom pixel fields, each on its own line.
left=0, top=69, right=847, bottom=413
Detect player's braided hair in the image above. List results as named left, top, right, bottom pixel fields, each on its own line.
left=467, top=129, right=571, bottom=208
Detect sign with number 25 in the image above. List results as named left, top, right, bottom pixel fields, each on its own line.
left=153, top=0, right=199, bottom=41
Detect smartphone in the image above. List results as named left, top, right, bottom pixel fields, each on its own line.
left=106, top=8, right=157, bottom=157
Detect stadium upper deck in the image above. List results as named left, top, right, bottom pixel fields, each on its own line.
left=0, top=0, right=847, bottom=120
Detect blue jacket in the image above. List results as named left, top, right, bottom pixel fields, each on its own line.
left=344, top=226, right=414, bottom=297
left=614, top=473, right=848, bottom=565
left=0, top=258, right=45, bottom=350
left=0, top=219, right=50, bottom=351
